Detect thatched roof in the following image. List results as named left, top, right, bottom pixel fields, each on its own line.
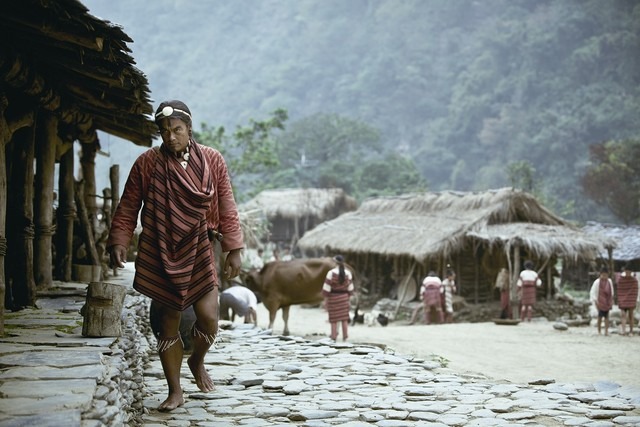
left=1, top=0, right=156, bottom=146
left=298, top=188, right=607, bottom=262
left=468, top=223, right=614, bottom=262
left=582, top=222, right=640, bottom=261
left=240, top=188, right=357, bottom=220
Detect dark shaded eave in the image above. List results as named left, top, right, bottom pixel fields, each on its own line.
left=0, top=0, right=156, bottom=147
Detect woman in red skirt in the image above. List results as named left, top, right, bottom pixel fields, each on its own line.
left=323, top=255, right=354, bottom=341
left=617, top=264, right=638, bottom=336
left=517, top=260, right=541, bottom=322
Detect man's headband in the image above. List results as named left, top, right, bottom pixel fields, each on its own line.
left=155, top=106, right=192, bottom=121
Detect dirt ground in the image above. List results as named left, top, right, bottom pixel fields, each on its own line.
left=252, top=303, right=640, bottom=389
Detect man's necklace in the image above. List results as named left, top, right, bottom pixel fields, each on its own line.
left=176, top=145, right=190, bottom=169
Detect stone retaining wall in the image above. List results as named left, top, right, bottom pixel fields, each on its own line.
left=82, top=293, right=151, bottom=426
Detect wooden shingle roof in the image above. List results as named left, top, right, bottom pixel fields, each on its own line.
left=0, top=0, right=156, bottom=146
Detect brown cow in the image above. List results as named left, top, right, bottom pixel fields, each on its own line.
left=244, top=257, right=352, bottom=336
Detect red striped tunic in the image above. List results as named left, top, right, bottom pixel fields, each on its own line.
left=517, top=270, right=540, bottom=306
left=597, top=279, right=613, bottom=311
left=323, top=267, right=354, bottom=322
left=617, top=274, right=638, bottom=310
left=421, top=276, right=442, bottom=307
left=108, top=142, right=243, bottom=311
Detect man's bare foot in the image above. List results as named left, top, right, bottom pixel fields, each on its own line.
left=187, top=356, right=215, bottom=392
left=158, top=391, right=184, bottom=412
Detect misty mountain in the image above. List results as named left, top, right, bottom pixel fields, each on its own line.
left=83, top=0, right=640, bottom=221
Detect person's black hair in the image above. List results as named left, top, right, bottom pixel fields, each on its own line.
left=334, top=255, right=346, bottom=283
left=154, top=100, right=193, bottom=127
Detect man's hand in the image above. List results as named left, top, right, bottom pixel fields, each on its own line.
left=224, top=249, right=242, bottom=279
left=109, top=244, right=127, bottom=269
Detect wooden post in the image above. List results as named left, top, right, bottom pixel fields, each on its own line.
left=109, top=165, right=119, bottom=217
left=547, top=263, right=553, bottom=300
left=0, top=95, right=35, bottom=336
left=474, top=243, right=480, bottom=304
left=102, top=188, right=112, bottom=227
left=34, top=112, right=57, bottom=288
left=0, top=105, right=8, bottom=336
left=9, top=126, right=37, bottom=306
left=80, top=142, right=98, bottom=236
left=74, top=180, right=100, bottom=266
left=56, top=145, right=76, bottom=282
left=511, top=244, right=521, bottom=320
left=456, top=252, right=462, bottom=295
left=81, top=281, right=127, bottom=337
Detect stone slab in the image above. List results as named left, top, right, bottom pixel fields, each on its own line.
left=0, top=350, right=102, bottom=368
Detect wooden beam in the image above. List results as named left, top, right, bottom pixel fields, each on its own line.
left=0, top=17, right=104, bottom=52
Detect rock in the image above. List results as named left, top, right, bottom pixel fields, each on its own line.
left=553, top=322, right=568, bottom=330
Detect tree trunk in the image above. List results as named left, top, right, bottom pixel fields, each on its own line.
left=81, top=281, right=126, bottom=337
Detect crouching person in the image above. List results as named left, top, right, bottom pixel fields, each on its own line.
left=220, top=283, right=258, bottom=326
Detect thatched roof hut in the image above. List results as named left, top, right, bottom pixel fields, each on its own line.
left=582, top=222, right=640, bottom=270
left=298, top=188, right=612, bottom=305
left=240, top=188, right=357, bottom=248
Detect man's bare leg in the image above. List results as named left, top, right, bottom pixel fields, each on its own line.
left=156, top=305, right=184, bottom=411
left=188, top=289, right=218, bottom=392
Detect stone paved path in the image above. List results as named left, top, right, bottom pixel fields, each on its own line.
left=1, top=262, right=639, bottom=426
left=140, top=325, right=640, bottom=426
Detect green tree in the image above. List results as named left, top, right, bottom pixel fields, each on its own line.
left=357, top=154, right=427, bottom=199
left=273, top=113, right=382, bottom=192
left=581, top=139, right=640, bottom=224
left=507, top=160, right=535, bottom=192
left=195, top=109, right=288, bottom=200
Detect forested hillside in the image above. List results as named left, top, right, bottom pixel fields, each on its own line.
left=84, top=0, right=640, bottom=222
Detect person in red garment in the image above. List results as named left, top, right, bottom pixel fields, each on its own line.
left=420, top=271, right=444, bottom=324
left=517, top=260, right=541, bottom=322
left=617, top=264, right=639, bottom=336
left=107, top=100, right=243, bottom=411
left=590, top=266, right=615, bottom=336
left=322, top=255, right=354, bottom=341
